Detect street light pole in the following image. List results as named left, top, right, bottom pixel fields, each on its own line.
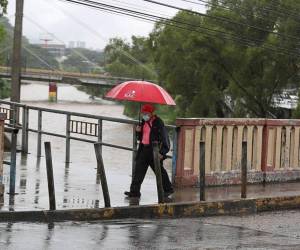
left=11, top=0, right=24, bottom=103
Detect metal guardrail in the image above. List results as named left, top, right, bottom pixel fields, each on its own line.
left=0, top=107, right=13, bottom=121
left=3, top=126, right=19, bottom=195
left=0, top=100, right=178, bottom=182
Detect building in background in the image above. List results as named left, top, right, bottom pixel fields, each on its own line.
left=68, top=41, right=86, bottom=49
left=68, top=41, right=75, bottom=49
left=35, top=43, right=66, bottom=58
left=76, top=41, right=86, bottom=48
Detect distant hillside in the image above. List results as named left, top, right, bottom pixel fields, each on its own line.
left=0, top=16, right=59, bottom=70
left=0, top=16, right=105, bottom=73
left=62, top=47, right=105, bottom=73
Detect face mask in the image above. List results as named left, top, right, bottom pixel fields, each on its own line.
left=142, top=114, right=151, bottom=121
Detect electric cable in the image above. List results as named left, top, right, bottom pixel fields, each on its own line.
left=60, top=0, right=300, bottom=57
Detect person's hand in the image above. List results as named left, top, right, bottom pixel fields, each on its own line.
left=136, top=125, right=141, bottom=132
left=158, top=153, right=164, bottom=160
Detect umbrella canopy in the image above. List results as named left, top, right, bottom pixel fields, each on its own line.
left=105, top=81, right=176, bottom=105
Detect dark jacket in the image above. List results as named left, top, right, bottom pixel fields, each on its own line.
left=137, top=115, right=170, bottom=158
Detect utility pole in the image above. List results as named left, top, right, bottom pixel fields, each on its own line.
left=11, top=0, right=24, bottom=103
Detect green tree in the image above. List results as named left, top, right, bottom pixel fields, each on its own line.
left=0, top=78, right=9, bottom=98
left=104, top=36, right=157, bottom=80
left=0, top=16, right=59, bottom=70
left=22, top=44, right=59, bottom=70
left=62, top=48, right=105, bottom=73
left=0, top=0, right=7, bottom=15
left=150, top=0, right=300, bottom=118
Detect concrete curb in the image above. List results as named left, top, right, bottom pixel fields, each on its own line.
left=0, top=195, right=300, bottom=222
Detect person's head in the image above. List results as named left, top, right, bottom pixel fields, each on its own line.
left=141, top=103, right=155, bottom=121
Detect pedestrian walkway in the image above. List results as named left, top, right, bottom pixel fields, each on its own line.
left=173, top=181, right=300, bottom=203
left=2, top=150, right=300, bottom=211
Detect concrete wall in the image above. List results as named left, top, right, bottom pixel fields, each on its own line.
left=175, top=118, right=300, bottom=186
left=0, top=113, right=5, bottom=195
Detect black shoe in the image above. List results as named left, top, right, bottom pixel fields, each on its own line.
left=164, top=189, right=174, bottom=197
left=124, top=191, right=141, bottom=198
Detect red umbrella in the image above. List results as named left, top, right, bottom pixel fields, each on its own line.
left=105, top=80, right=176, bottom=105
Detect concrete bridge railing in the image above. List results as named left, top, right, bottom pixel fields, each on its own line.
left=175, top=118, right=300, bottom=186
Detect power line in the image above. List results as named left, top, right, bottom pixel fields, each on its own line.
left=206, top=0, right=300, bottom=23
left=0, top=46, right=12, bottom=56
left=196, top=0, right=278, bottom=23
left=270, top=0, right=300, bottom=17
left=46, top=0, right=163, bottom=77
left=24, top=14, right=103, bottom=71
left=22, top=45, right=60, bottom=73
left=258, top=0, right=300, bottom=22
left=0, top=25, right=60, bottom=72
left=108, top=0, right=175, bottom=18
left=72, top=0, right=300, bottom=54
left=61, top=0, right=300, bottom=57
left=143, top=0, right=300, bottom=45
left=66, top=0, right=300, bottom=57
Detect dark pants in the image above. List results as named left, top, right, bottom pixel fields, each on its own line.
left=130, top=145, right=173, bottom=196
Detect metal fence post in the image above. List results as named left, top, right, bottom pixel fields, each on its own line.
left=199, top=141, right=206, bottom=201
left=94, top=143, right=111, bottom=208
left=153, top=141, right=164, bottom=203
left=8, top=128, right=19, bottom=195
left=44, top=142, right=56, bottom=210
left=97, top=119, right=103, bottom=153
left=37, top=110, right=42, bottom=157
left=241, top=141, right=247, bottom=199
left=21, top=105, right=28, bottom=153
left=171, top=127, right=178, bottom=184
left=65, top=114, right=71, bottom=163
left=97, top=119, right=103, bottom=174
left=24, top=106, right=29, bottom=153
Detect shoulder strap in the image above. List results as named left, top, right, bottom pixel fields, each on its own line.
left=146, top=121, right=152, bottom=128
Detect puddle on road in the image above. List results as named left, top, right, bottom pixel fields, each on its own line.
left=1, top=217, right=300, bottom=249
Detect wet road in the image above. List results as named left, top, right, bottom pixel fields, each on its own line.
left=1, top=209, right=300, bottom=249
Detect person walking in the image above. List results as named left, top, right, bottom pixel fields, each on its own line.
left=124, top=103, right=174, bottom=198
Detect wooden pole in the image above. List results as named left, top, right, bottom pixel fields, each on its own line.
left=11, top=0, right=24, bottom=104
left=199, top=141, right=206, bottom=201
left=44, top=142, right=56, bottom=210
left=94, top=143, right=111, bottom=208
left=152, top=142, right=164, bottom=203
left=241, top=141, right=247, bottom=199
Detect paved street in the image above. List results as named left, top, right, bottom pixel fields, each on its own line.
left=1, top=209, right=300, bottom=249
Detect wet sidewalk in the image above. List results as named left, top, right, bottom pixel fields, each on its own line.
left=173, top=181, right=300, bottom=203
left=1, top=100, right=300, bottom=212
left=2, top=150, right=300, bottom=211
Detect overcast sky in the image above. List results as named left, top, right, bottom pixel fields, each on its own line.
left=6, top=0, right=206, bottom=50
